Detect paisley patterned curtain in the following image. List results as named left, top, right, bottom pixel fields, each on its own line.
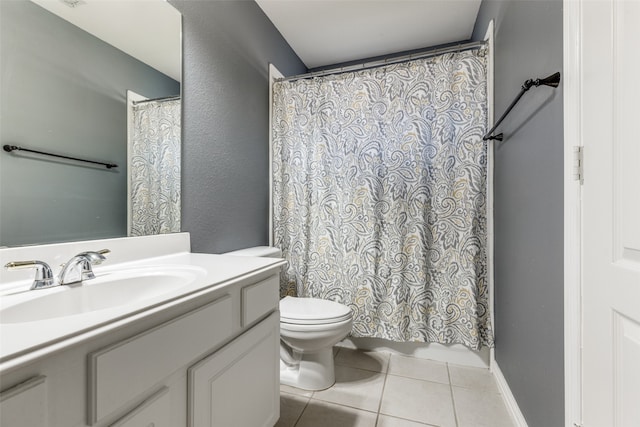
left=129, top=98, right=181, bottom=236
left=272, top=48, right=493, bottom=349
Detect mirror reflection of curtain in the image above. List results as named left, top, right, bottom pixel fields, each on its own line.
left=129, top=97, right=181, bottom=236
left=272, top=48, right=493, bottom=350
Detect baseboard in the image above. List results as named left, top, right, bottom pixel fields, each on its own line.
left=491, top=361, right=529, bottom=427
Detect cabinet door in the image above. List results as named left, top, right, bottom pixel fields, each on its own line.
left=0, top=376, right=47, bottom=427
left=110, top=388, right=170, bottom=427
left=188, top=312, right=279, bottom=427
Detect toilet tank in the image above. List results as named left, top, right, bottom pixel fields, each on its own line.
left=225, top=246, right=282, bottom=258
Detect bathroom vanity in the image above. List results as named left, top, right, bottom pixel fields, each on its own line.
left=0, top=233, right=285, bottom=427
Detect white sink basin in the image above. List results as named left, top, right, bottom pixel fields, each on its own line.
left=0, top=265, right=206, bottom=324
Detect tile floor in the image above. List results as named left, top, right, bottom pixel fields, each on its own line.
left=276, top=348, right=515, bottom=427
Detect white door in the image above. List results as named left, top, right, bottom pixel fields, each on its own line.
left=581, top=0, right=640, bottom=426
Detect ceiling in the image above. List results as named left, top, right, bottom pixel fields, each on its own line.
left=255, top=0, right=482, bottom=69
left=30, top=0, right=181, bottom=82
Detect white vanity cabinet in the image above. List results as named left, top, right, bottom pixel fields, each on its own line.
left=0, top=269, right=282, bottom=427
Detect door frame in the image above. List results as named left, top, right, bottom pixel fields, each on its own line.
left=268, top=64, right=284, bottom=246
left=126, top=90, right=148, bottom=237
left=563, top=1, right=583, bottom=426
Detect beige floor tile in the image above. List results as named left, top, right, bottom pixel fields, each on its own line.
left=335, top=348, right=390, bottom=373
left=376, top=414, right=437, bottom=426
left=387, top=354, right=449, bottom=384
left=312, top=365, right=386, bottom=412
left=296, top=400, right=378, bottom=427
left=380, top=375, right=456, bottom=427
left=280, top=383, right=314, bottom=398
left=452, top=386, right=515, bottom=427
left=274, top=392, right=310, bottom=427
left=277, top=350, right=511, bottom=427
left=448, top=364, right=499, bottom=392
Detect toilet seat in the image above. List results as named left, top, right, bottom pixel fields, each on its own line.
left=280, top=296, right=352, bottom=325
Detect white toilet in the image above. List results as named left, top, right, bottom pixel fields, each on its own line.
left=226, top=246, right=353, bottom=391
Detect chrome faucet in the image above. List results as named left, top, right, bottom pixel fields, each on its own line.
left=75, top=249, right=110, bottom=280
left=59, top=249, right=110, bottom=285
left=4, top=249, right=110, bottom=289
left=4, top=260, right=55, bottom=290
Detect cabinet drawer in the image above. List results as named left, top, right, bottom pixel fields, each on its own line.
left=242, top=275, right=279, bottom=326
left=0, top=376, right=47, bottom=427
left=110, top=387, right=170, bottom=427
left=88, top=295, right=232, bottom=424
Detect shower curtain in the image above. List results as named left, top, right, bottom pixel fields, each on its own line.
left=272, top=48, right=493, bottom=349
left=129, top=98, right=181, bottom=236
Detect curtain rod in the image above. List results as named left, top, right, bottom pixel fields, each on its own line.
left=3, top=144, right=117, bottom=169
left=132, top=95, right=180, bottom=105
left=277, top=40, right=487, bottom=83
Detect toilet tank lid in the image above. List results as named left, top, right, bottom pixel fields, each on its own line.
left=225, top=246, right=282, bottom=257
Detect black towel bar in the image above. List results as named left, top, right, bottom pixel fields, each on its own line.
left=484, top=72, right=561, bottom=142
left=3, top=144, right=117, bottom=169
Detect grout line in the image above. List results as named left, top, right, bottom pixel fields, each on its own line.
left=385, top=353, right=452, bottom=385
left=385, top=370, right=451, bottom=385
left=333, top=362, right=388, bottom=374
left=447, top=363, right=460, bottom=427
left=291, top=394, right=311, bottom=427
left=333, top=349, right=392, bottom=375
left=379, top=362, right=391, bottom=412
left=374, top=368, right=390, bottom=426
left=309, top=394, right=381, bottom=414
left=379, top=414, right=441, bottom=427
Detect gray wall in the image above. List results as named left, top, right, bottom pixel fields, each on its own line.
left=168, top=0, right=306, bottom=253
left=0, top=0, right=179, bottom=246
left=472, top=2, right=564, bottom=426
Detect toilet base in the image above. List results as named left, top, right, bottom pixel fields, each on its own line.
left=280, top=347, right=335, bottom=391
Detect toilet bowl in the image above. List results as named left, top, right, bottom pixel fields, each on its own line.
left=226, top=246, right=353, bottom=391
left=279, top=296, right=353, bottom=390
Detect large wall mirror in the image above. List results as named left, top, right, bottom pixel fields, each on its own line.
left=0, top=0, right=181, bottom=247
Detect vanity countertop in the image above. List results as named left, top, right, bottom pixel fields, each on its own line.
left=0, top=234, right=285, bottom=372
